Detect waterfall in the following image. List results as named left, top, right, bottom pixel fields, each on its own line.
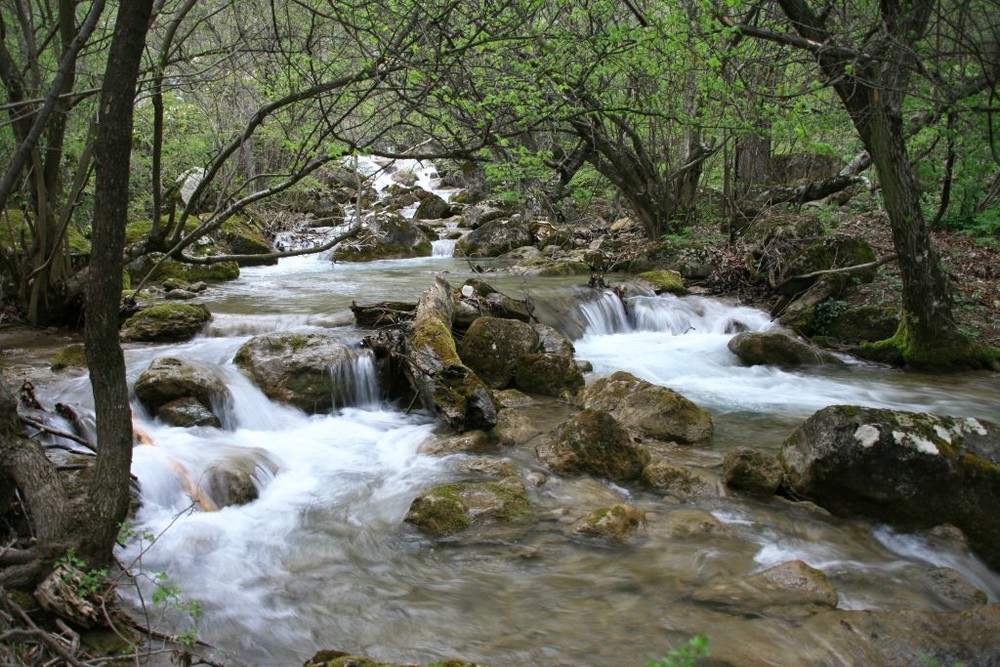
left=330, top=350, right=380, bottom=408
left=431, top=238, right=458, bottom=257
left=578, top=291, right=631, bottom=335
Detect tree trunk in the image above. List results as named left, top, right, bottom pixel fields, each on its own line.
left=80, top=0, right=155, bottom=568
left=858, top=107, right=964, bottom=359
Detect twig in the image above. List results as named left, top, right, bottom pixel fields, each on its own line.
left=775, top=254, right=897, bottom=286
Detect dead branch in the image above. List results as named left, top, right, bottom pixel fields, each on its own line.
left=776, top=254, right=898, bottom=286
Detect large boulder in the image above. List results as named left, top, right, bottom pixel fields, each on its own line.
left=536, top=409, right=650, bottom=483
left=776, top=234, right=877, bottom=295
left=458, top=317, right=540, bottom=388
left=728, top=331, right=845, bottom=368
left=120, top=303, right=212, bottom=343
left=510, top=352, right=585, bottom=400
left=404, top=478, right=531, bottom=537
left=642, top=460, right=722, bottom=501
left=413, top=192, right=453, bottom=220
left=780, top=405, right=1000, bottom=570
left=233, top=333, right=353, bottom=413
left=581, top=371, right=713, bottom=444
left=334, top=211, right=432, bottom=261
left=454, top=215, right=533, bottom=258
left=461, top=198, right=520, bottom=228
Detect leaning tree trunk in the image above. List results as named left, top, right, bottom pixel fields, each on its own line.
left=80, top=0, right=156, bottom=568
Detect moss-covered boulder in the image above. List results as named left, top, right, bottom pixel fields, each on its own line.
left=458, top=317, right=540, bottom=388
left=510, top=352, right=585, bottom=400
left=334, top=212, right=432, bottom=261
left=233, top=333, right=353, bottom=414
left=454, top=215, right=533, bottom=257
left=780, top=406, right=1000, bottom=570
left=404, top=478, right=531, bottom=537
left=723, top=447, right=784, bottom=496
left=536, top=409, right=650, bottom=483
left=125, top=249, right=240, bottom=286
left=572, top=503, right=646, bottom=544
left=628, top=239, right=719, bottom=279
left=134, top=357, right=232, bottom=428
left=413, top=192, right=453, bottom=220
left=637, top=269, right=686, bottom=295
left=728, top=331, right=844, bottom=368
left=581, top=371, right=713, bottom=445
left=461, top=198, right=521, bottom=229
left=50, top=343, right=87, bottom=371
left=120, top=303, right=212, bottom=343
left=215, top=215, right=276, bottom=266
left=825, top=305, right=901, bottom=343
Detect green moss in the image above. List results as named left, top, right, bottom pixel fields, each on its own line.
left=482, top=479, right=531, bottom=520
left=51, top=343, right=87, bottom=371
left=405, top=485, right=473, bottom=537
left=862, top=314, right=1000, bottom=370
left=0, top=209, right=90, bottom=255
left=638, top=269, right=686, bottom=295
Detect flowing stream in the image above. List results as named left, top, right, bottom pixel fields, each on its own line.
left=13, top=159, right=1000, bottom=665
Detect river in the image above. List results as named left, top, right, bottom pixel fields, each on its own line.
left=15, top=159, right=1000, bottom=665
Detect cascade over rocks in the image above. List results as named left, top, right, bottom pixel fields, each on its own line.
left=120, top=303, right=212, bottom=343
left=780, top=405, right=1000, bottom=570
left=581, top=371, right=714, bottom=444
left=728, top=331, right=845, bottom=368
left=233, top=333, right=354, bottom=414
left=134, top=357, right=232, bottom=428
left=535, top=408, right=650, bottom=483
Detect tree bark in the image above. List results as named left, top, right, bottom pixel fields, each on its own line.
left=81, top=0, right=155, bottom=568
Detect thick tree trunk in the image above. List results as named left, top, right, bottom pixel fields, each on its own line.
left=859, top=108, right=964, bottom=359
left=81, top=0, right=155, bottom=568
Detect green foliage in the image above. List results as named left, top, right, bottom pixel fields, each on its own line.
left=648, top=634, right=710, bottom=667
left=55, top=548, right=108, bottom=598
left=813, top=298, right=848, bottom=336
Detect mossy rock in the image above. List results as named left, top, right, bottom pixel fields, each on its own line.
left=0, top=209, right=90, bottom=257
left=120, top=303, right=211, bottom=343
left=510, top=257, right=592, bottom=277
left=458, top=317, right=540, bottom=389
left=780, top=405, right=1000, bottom=570
left=728, top=331, right=844, bottom=368
left=723, top=447, right=784, bottom=495
left=628, top=238, right=719, bottom=279
left=510, top=353, right=585, bottom=400
left=405, top=478, right=531, bottom=537
left=126, top=251, right=239, bottom=285
left=581, top=371, right=713, bottom=444
left=825, top=305, right=901, bottom=343
left=778, top=234, right=876, bottom=295
left=334, top=214, right=433, bottom=261
left=51, top=343, right=87, bottom=371
left=536, top=409, right=650, bottom=483
left=572, top=503, right=646, bottom=543
left=216, top=215, right=276, bottom=266
left=637, top=269, right=686, bottom=295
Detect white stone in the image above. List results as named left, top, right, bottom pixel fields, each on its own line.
left=933, top=424, right=953, bottom=443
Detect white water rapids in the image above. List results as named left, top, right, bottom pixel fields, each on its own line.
left=19, top=158, right=999, bottom=665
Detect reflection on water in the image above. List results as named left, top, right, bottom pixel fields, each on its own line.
left=11, top=244, right=999, bottom=666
